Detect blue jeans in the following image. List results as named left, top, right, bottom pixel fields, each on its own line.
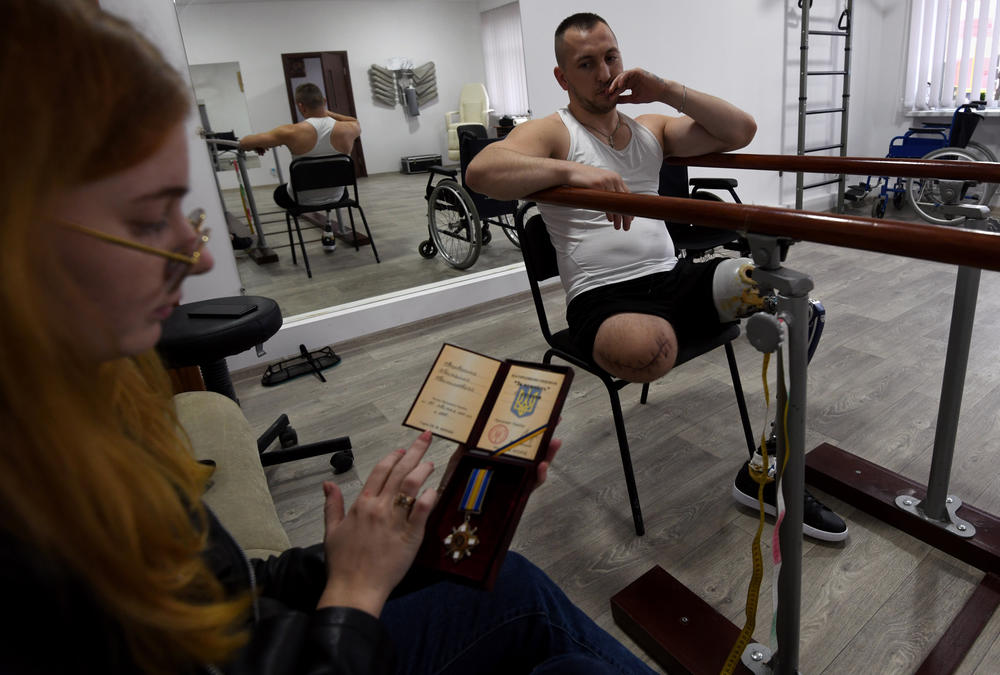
left=381, top=553, right=657, bottom=675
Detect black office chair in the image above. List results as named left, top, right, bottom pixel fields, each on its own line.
left=514, top=213, right=756, bottom=536
left=157, top=295, right=354, bottom=473
left=658, top=162, right=751, bottom=259
left=275, top=154, right=380, bottom=278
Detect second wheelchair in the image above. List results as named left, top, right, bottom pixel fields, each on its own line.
left=846, top=102, right=997, bottom=224
left=418, top=124, right=527, bottom=269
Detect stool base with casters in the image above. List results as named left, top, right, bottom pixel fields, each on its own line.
left=157, top=295, right=354, bottom=473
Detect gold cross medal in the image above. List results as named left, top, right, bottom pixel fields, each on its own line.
left=445, top=467, right=492, bottom=562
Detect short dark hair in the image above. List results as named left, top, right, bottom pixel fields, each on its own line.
left=294, top=82, right=324, bottom=109
left=554, top=13, right=613, bottom=67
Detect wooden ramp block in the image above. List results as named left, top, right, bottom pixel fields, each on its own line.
left=611, top=565, right=755, bottom=675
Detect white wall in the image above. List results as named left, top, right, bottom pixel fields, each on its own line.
left=519, top=0, right=911, bottom=210
left=177, top=0, right=488, bottom=183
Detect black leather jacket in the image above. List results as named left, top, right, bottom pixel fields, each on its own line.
left=0, top=508, right=397, bottom=674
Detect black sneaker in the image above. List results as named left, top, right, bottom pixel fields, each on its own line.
left=321, top=233, right=337, bottom=252
left=230, top=233, right=254, bottom=250
left=732, top=462, right=848, bottom=542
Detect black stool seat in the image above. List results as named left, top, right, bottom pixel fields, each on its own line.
left=158, top=296, right=281, bottom=401
left=158, top=296, right=281, bottom=368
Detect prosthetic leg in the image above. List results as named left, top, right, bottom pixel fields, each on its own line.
left=712, top=256, right=825, bottom=363
left=712, top=257, right=845, bottom=541
left=321, top=210, right=338, bottom=252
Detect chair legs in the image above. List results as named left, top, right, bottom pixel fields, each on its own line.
left=543, top=341, right=753, bottom=538
left=545, top=348, right=646, bottom=536
left=285, top=213, right=296, bottom=265
left=724, top=341, right=756, bottom=460
left=607, top=381, right=645, bottom=536
left=290, top=214, right=312, bottom=278
left=346, top=207, right=381, bottom=263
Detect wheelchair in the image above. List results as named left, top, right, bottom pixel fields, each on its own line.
left=418, top=124, right=525, bottom=269
left=846, top=102, right=997, bottom=224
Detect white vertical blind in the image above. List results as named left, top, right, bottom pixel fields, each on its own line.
left=480, top=2, right=529, bottom=116
left=906, top=0, right=1000, bottom=111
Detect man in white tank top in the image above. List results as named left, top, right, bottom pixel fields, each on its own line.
left=240, top=83, right=361, bottom=251
left=467, top=14, right=847, bottom=541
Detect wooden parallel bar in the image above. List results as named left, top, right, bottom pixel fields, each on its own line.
left=527, top=187, right=1000, bottom=272
left=804, top=443, right=1000, bottom=574
left=914, top=573, right=1000, bottom=675
left=665, top=152, right=1000, bottom=181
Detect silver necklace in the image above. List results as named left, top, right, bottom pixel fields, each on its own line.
left=579, top=112, right=624, bottom=147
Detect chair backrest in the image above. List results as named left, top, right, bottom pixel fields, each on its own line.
left=458, top=130, right=518, bottom=218
left=658, top=162, right=691, bottom=231
left=288, top=154, right=355, bottom=198
left=515, top=213, right=560, bottom=341
left=658, top=161, right=740, bottom=255
left=457, top=123, right=488, bottom=148
left=458, top=83, right=489, bottom=124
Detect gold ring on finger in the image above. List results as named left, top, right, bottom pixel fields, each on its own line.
left=393, top=492, right=416, bottom=512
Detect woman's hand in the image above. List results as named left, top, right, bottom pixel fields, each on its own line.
left=316, top=431, right=437, bottom=617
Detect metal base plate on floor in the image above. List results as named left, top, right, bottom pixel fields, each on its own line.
left=895, top=494, right=977, bottom=538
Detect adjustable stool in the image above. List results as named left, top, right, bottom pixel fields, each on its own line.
left=157, top=296, right=353, bottom=471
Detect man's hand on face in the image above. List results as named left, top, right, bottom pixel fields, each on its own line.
left=564, top=163, right=635, bottom=231
left=609, top=68, right=668, bottom=106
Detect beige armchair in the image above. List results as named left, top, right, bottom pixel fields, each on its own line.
left=445, top=83, right=491, bottom=160
left=176, top=391, right=291, bottom=559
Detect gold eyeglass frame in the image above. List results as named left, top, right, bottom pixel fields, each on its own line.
left=57, top=208, right=210, bottom=266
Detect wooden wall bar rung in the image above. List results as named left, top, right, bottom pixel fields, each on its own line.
left=527, top=187, right=1000, bottom=272
left=665, top=152, right=1000, bottom=181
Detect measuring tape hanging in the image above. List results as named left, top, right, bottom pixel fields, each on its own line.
left=720, top=351, right=773, bottom=675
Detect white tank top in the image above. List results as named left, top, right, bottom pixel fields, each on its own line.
left=538, top=108, right=677, bottom=302
left=287, top=116, right=347, bottom=205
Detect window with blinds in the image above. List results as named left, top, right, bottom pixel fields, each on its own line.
left=905, top=0, right=1000, bottom=112
left=481, top=2, right=529, bottom=117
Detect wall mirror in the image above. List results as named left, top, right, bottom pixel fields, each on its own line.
left=174, top=0, right=527, bottom=320
left=189, top=61, right=261, bottom=172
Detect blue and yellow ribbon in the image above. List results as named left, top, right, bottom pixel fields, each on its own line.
left=489, top=424, right=547, bottom=457
left=460, top=468, right=493, bottom=514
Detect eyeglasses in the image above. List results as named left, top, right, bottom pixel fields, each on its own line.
left=57, top=209, right=211, bottom=292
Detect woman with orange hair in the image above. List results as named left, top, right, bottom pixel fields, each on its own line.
left=0, top=1, right=659, bottom=673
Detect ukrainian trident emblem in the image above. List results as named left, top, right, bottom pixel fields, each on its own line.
left=511, top=384, right=542, bottom=417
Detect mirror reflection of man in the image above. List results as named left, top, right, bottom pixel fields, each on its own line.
left=239, top=82, right=360, bottom=252
left=466, top=13, right=847, bottom=542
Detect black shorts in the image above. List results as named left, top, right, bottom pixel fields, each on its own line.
left=565, top=257, right=726, bottom=357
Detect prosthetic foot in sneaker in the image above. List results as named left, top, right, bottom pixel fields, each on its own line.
left=731, top=443, right=847, bottom=542
left=321, top=229, right=337, bottom=252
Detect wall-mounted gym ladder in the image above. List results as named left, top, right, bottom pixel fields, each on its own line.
left=796, top=0, right=854, bottom=211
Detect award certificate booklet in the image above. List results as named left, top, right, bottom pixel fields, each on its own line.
left=473, top=365, right=566, bottom=461
left=404, top=344, right=502, bottom=441
left=408, top=343, right=573, bottom=589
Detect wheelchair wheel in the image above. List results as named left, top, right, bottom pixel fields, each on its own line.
left=498, top=214, right=520, bottom=248
left=967, top=141, right=999, bottom=206
left=417, top=240, right=437, bottom=258
left=906, top=147, right=985, bottom=225
left=871, top=197, right=887, bottom=219
left=427, top=179, right=481, bottom=269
